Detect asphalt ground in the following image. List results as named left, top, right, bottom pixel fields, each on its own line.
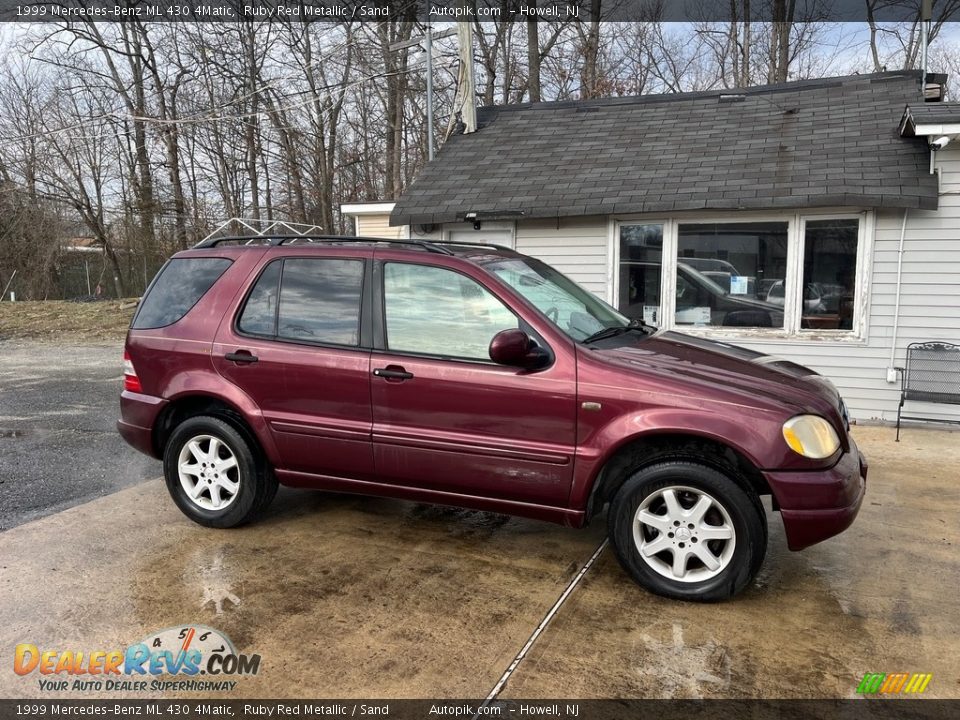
left=0, top=342, right=161, bottom=531
left=1, top=341, right=958, bottom=701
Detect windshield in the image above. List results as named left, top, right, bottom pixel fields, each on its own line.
left=677, top=262, right=729, bottom=296
left=486, top=257, right=631, bottom=341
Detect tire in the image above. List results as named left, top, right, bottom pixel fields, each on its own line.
left=608, top=461, right=766, bottom=602
left=162, top=415, right=277, bottom=528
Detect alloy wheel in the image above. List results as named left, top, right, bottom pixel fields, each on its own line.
left=177, top=434, right=241, bottom=511
left=632, top=485, right=736, bottom=583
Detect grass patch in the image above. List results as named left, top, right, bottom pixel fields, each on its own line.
left=0, top=300, right=137, bottom=342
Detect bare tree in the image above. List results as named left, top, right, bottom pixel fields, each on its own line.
left=867, top=0, right=960, bottom=71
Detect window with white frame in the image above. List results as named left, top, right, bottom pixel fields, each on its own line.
left=617, top=224, right=664, bottom=324
left=800, top=219, right=860, bottom=331
left=676, top=221, right=788, bottom=329
left=616, top=213, right=866, bottom=338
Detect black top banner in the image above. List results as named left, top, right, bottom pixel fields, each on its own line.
left=1, top=0, right=958, bottom=23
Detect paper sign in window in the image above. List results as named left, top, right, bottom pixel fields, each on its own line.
left=730, top=276, right=749, bottom=295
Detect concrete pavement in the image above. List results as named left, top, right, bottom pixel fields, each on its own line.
left=1, top=426, right=958, bottom=700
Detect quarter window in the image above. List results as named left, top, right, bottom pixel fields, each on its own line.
left=133, top=257, right=232, bottom=330
left=238, top=261, right=281, bottom=336
left=383, top=263, right=518, bottom=360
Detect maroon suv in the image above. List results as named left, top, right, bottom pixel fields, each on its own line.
left=118, top=236, right=866, bottom=601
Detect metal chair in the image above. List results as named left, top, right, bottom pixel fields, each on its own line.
left=896, top=341, right=960, bottom=441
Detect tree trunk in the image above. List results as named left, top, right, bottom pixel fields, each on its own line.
left=742, top=1, right=751, bottom=87
left=527, top=17, right=541, bottom=102
left=580, top=0, right=602, bottom=99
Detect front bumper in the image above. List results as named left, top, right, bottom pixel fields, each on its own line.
left=764, top=436, right=867, bottom=551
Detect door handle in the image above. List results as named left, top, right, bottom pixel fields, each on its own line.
left=373, top=366, right=414, bottom=380
left=225, top=351, right=259, bottom=364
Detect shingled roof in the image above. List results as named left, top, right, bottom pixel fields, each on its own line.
left=900, top=101, right=960, bottom=135
left=390, top=71, right=939, bottom=226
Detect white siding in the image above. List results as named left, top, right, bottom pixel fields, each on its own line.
left=514, top=215, right=609, bottom=297
left=731, top=149, right=960, bottom=423
left=428, top=175, right=960, bottom=424
left=356, top=213, right=406, bottom=239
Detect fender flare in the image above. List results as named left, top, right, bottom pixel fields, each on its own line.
left=576, top=407, right=778, bottom=515
left=157, top=374, right=281, bottom=465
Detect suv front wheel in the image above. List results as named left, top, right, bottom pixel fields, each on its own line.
left=163, top=415, right=277, bottom=528
left=608, top=461, right=766, bottom=601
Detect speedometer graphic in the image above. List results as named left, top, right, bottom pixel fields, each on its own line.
left=137, top=624, right=236, bottom=672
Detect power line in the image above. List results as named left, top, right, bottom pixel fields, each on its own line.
left=0, top=31, right=439, bottom=143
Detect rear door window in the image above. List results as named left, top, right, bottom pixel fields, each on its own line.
left=238, top=258, right=364, bottom=346
left=132, top=257, right=232, bottom=330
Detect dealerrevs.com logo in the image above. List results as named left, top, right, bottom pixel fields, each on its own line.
left=13, top=625, right=260, bottom=693
left=856, top=672, right=933, bottom=695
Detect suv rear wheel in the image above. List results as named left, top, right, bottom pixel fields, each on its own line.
left=162, top=415, right=277, bottom=528
left=608, top=461, right=766, bottom=601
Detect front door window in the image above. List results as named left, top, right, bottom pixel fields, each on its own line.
left=383, top=262, right=518, bottom=360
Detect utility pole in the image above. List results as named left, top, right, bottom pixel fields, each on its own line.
left=424, top=0, right=434, bottom=159
left=389, top=19, right=456, bottom=159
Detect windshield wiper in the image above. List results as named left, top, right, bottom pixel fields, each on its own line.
left=581, top=319, right=654, bottom=344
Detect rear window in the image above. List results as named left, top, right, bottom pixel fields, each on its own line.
left=132, top=257, right=232, bottom=330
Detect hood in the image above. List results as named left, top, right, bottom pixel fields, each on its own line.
left=587, top=330, right=844, bottom=425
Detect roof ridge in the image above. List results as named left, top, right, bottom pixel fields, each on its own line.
left=478, top=70, right=923, bottom=119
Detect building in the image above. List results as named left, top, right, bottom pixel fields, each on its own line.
left=341, top=202, right=407, bottom=239
left=378, top=70, right=960, bottom=425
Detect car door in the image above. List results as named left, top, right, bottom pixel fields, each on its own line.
left=213, top=253, right=375, bottom=480
left=369, top=255, right=577, bottom=506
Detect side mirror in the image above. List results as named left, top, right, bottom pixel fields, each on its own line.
left=489, top=328, right=550, bottom=370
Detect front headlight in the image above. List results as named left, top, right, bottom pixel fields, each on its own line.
left=782, top=415, right=841, bottom=459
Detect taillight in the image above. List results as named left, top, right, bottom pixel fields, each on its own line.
left=123, top=350, right=142, bottom=393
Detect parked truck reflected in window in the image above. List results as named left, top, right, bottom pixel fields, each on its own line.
left=675, top=222, right=787, bottom=328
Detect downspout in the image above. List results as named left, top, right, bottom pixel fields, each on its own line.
left=887, top=209, right=909, bottom=382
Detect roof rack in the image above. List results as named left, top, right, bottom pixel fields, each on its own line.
left=192, top=234, right=515, bottom=255
left=192, top=234, right=454, bottom=254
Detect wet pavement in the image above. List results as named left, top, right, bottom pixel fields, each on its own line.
left=0, top=341, right=160, bottom=530
left=1, top=423, right=958, bottom=700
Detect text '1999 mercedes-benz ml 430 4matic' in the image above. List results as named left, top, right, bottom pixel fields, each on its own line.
left=118, top=236, right=866, bottom=601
